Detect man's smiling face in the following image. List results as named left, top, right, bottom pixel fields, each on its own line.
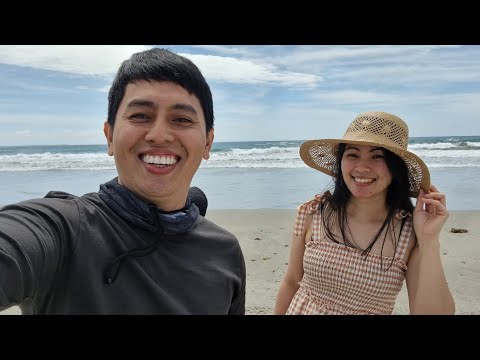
left=104, top=80, right=214, bottom=211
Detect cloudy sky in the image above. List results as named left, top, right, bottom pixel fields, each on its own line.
left=0, top=45, right=479, bottom=146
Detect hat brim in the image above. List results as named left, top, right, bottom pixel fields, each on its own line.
left=300, top=138, right=430, bottom=198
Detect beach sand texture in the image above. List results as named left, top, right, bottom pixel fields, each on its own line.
left=1, top=209, right=478, bottom=315
left=209, top=209, right=480, bottom=315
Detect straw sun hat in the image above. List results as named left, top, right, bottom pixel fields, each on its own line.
left=299, top=111, right=430, bottom=197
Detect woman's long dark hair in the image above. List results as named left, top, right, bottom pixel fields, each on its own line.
left=321, top=143, right=414, bottom=264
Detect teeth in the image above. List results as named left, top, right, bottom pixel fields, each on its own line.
left=354, top=177, right=374, bottom=183
left=142, top=154, right=177, bottom=166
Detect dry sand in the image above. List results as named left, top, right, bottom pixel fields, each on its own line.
left=2, top=209, right=479, bottom=315
left=206, top=209, right=480, bottom=315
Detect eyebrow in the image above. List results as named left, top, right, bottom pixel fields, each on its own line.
left=126, top=100, right=198, bottom=115
left=345, top=146, right=384, bottom=152
left=171, top=103, right=198, bottom=115
left=126, top=99, right=155, bottom=109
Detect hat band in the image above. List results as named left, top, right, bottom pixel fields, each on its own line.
left=343, top=131, right=407, bottom=151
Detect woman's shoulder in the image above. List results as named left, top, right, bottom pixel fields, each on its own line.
left=297, top=191, right=331, bottom=214
left=299, top=191, right=331, bottom=207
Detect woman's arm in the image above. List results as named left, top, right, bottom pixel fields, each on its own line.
left=405, top=185, right=455, bottom=314
left=274, top=214, right=312, bottom=315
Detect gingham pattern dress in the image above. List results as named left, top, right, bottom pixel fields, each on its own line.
left=286, top=194, right=413, bottom=315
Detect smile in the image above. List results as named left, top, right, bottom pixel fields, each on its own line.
left=353, top=177, right=374, bottom=184
left=141, top=154, right=178, bottom=167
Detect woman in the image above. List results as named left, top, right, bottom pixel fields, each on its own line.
left=275, top=111, right=455, bottom=315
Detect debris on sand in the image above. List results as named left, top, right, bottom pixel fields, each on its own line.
left=450, top=228, right=468, bottom=233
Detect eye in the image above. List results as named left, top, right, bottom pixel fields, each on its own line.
left=128, top=113, right=151, bottom=122
left=173, top=117, right=194, bottom=125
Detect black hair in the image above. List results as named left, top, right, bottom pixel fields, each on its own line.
left=321, top=143, right=414, bottom=265
left=107, top=48, right=214, bottom=134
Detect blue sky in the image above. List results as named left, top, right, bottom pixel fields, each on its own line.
left=1, top=45, right=479, bottom=146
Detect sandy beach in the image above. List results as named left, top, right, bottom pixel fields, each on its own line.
left=206, top=209, right=480, bottom=315
left=2, top=209, right=479, bottom=315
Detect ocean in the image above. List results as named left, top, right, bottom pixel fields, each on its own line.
left=1, top=136, right=480, bottom=210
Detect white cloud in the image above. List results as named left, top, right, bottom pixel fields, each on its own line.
left=97, top=85, right=111, bottom=93
left=193, top=45, right=250, bottom=56
left=1, top=45, right=479, bottom=144
left=0, top=45, right=152, bottom=76
left=272, top=45, right=462, bottom=66
left=180, top=53, right=321, bottom=87
left=330, top=64, right=480, bottom=84
left=266, top=45, right=479, bottom=86
left=0, top=113, right=106, bottom=146
left=0, top=45, right=322, bottom=87
left=15, top=130, right=31, bottom=135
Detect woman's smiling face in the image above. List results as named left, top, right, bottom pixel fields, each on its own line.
left=341, top=144, right=392, bottom=199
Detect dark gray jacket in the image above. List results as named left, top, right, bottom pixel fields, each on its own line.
left=0, top=183, right=245, bottom=315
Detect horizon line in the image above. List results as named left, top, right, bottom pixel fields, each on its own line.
left=2, top=135, right=480, bottom=148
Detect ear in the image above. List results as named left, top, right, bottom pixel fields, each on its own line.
left=203, top=128, right=214, bottom=160
left=103, top=121, right=114, bottom=156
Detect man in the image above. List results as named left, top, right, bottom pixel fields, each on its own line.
left=0, top=48, right=246, bottom=314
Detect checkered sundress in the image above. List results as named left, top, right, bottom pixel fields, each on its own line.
left=286, top=194, right=413, bottom=315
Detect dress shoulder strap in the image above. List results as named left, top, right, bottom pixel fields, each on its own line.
left=293, top=193, right=325, bottom=237
left=394, top=212, right=414, bottom=261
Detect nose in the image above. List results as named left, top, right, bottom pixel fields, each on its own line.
left=354, top=158, right=372, bottom=173
left=144, top=117, right=175, bottom=144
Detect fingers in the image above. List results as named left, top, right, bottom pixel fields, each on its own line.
left=415, top=185, right=448, bottom=216
left=422, top=198, right=448, bottom=216
left=415, top=188, right=425, bottom=212
left=424, top=186, right=447, bottom=207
